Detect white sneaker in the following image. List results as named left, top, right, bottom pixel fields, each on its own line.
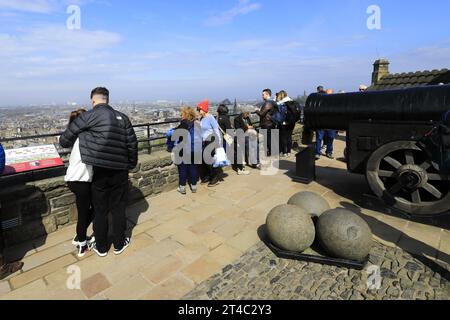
left=177, top=186, right=187, bottom=195
left=93, top=246, right=108, bottom=258
left=237, top=169, right=250, bottom=176
left=77, top=241, right=89, bottom=258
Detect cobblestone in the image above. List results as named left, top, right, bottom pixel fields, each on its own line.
left=184, top=240, right=449, bottom=300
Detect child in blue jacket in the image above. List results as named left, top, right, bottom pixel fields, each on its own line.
left=0, top=143, right=5, bottom=175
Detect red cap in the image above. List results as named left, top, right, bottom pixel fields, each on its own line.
left=197, top=99, right=209, bottom=113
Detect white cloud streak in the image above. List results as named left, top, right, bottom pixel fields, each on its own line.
left=0, top=0, right=94, bottom=13
left=0, top=0, right=56, bottom=13
left=205, top=0, right=261, bottom=27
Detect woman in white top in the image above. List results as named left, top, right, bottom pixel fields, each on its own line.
left=64, top=109, right=94, bottom=258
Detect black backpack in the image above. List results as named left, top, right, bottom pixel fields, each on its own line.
left=285, top=101, right=301, bottom=125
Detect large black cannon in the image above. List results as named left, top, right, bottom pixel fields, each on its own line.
left=304, top=85, right=450, bottom=216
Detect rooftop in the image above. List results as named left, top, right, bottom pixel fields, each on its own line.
left=370, top=65, right=450, bottom=91
left=0, top=137, right=449, bottom=300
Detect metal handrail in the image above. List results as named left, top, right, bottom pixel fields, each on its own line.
left=0, top=112, right=261, bottom=152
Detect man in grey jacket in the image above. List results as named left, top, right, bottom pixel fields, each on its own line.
left=60, top=87, right=138, bottom=257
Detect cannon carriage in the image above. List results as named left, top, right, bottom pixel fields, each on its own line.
left=304, top=85, right=450, bottom=217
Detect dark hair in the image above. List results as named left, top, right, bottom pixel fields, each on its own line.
left=90, top=87, right=110, bottom=101
left=217, top=104, right=229, bottom=115
left=69, top=109, right=87, bottom=124
left=317, top=86, right=324, bottom=92
left=263, top=88, right=272, bottom=96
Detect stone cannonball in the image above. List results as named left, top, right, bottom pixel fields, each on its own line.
left=287, top=192, right=331, bottom=217
left=316, top=209, right=373, bottom=262
left=266, top=204, right=315, bottom=252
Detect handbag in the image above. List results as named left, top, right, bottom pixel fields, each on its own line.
left=213, top=147, right=230, bottom=168
left=218, top=126, right=234, bottom=146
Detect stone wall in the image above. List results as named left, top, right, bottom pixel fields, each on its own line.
left=0, top=151, right=178, bottom=247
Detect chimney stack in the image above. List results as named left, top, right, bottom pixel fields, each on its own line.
left=372, top=59, right=390, bottom=86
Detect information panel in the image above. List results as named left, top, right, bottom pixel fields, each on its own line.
left=2, top=145, right=64, bottom=176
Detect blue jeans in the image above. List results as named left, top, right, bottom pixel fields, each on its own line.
left=316, top=130, right=337, bottom=155
left=178, top=162, right=199, bottom=186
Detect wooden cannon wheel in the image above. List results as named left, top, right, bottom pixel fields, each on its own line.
left=366, top=141, right=450, bottom=216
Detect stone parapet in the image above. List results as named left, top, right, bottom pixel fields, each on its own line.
left=0, top=151, right=178, bottom=247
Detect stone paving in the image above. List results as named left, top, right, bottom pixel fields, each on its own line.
left=0, top=136, right=449, bottom=300
left=183, top=241, right=450, bottom=300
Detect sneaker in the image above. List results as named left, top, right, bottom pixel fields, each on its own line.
left=237, top=169, right=250, bottom=176
left=191, top=185, right=198, bottom=193
left=177, top=186, right=187, bottom=195
left=72, top=235, right=79, bottom=246
left=315, top=155, right=321, bottom=161
left=208, top=177, right=220, bottom=187
left=92, top=246, right=108, bottom=258
left=114, top=238, right=131, bottom=256
left=88, top=236, right=96, bottom=248
left=201, top=176, right=211, bottom=185
left=77, top=242, right=89, bottom=258
left=253, top=163, right=262, bottom=169
left=326, top=153, right=334, bottom=159
left=73, top=235, right=95, bottom=247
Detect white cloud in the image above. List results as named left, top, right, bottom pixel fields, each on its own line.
left=0, top=0, right=57, bottom=13
left=205, top=0, right=261, bottom=27
left=0, top=0, right=94, bottom=13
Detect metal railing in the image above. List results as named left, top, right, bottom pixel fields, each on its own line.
left=0, top=113, right=261, bottom=159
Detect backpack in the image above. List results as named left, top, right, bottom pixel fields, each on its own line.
left=271, top=104, right=287, bottom=125
left=165, top=128, right=176, bottom=152
left=285, top=101, right=301, bottom=125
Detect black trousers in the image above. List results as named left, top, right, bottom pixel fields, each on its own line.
left=233, top=138, right=245, bottom=171
left=261, top=126, right=274, bottom=157
left=67, top=182, right=94, bottom=243
left=280, top=124, right=295, bottom=154
left=201, top=136, right=220, bottom=181
left=91, top=167, right=129, bottom=252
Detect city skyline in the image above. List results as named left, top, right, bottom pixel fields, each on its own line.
left=0, top=0, right=449, bottom=106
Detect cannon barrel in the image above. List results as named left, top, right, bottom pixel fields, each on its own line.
left=304, top=85, right=450, bottom=130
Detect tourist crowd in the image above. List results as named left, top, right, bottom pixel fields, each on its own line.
left=1, top=84, right=448, bottom=281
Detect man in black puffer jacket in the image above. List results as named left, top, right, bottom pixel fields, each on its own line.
left=60, top=87, right=138, bottom=257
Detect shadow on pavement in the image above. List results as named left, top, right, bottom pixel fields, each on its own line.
left=340, top=201, right=450, bottom=281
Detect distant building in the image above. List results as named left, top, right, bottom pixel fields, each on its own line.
left=369, top=59, right=450, bottom=90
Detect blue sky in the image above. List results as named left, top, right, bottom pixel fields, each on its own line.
left=0, top=0, right=449, bottom=105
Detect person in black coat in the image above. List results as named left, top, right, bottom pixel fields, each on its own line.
left=60, top=87, right=138, bottom=258
left=217, top=104, right=232, bottom=149
left=233, top=112, right=256, bottom=174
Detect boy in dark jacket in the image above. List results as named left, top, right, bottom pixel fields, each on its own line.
left=0, top=143, right=24, bottom=279
left=60, top=87, right=138, bottom=258
left=256, top=89, right=276, bottom=156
